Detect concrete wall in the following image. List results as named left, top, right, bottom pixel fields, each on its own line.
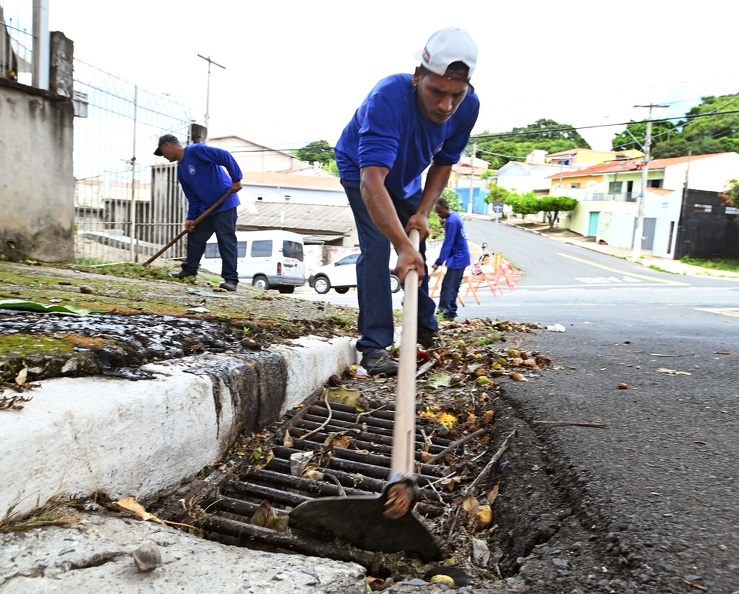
left=0, top=32, right=74, bottom=262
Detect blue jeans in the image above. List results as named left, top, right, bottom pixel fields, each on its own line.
left=343, top=180, right=438, bottom=354
left=181, top=207, right=238, bottom=284
left=438, top=266, right=465, bottom=318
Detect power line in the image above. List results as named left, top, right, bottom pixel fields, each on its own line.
left=209, top=108, right=739, bottom=155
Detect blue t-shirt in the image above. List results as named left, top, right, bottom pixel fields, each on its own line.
left=335, top=73, right=480, bottom=199
left=177, top=143, right=242, bottom=220
left=435, top=211, right=471, bottom=269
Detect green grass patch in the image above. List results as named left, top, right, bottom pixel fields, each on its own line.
left=680, top=257, right=739, bottom=273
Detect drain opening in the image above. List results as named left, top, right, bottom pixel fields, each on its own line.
left=162, top=393, right=534, bottom=584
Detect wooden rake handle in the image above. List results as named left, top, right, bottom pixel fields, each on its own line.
left=391, top=229, right=420, bottom=479
left=143, top=188, right=234, bottom=266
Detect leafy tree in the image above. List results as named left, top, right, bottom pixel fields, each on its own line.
left=484, top=184, right=513, bottom=205
left=613, top=93, right=739, bottom=158
left=443, top=187, right=462, bottom=212
left=472, top=119, right=591, bottom=169
left=538, top=196, right=578, bottom=229
left=294, top=140, right=335, bottom=166
left=510, top=118, right=589, bottom=145
left=721, top=178, right=739, bottom=208
left=503, top=192, right=541, bottom=220
left=611, top=120, right=677, bottom=154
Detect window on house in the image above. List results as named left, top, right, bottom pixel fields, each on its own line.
left=568, top=182, right=581, bottom=189
left=609, top=181, right=623, bottom=193
left=647, top=179, right=663, bottom=188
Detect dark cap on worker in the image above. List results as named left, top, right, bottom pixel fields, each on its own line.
left=415, top=27, right=477, bottom=81
left=154, top=134, right=178, bottom=156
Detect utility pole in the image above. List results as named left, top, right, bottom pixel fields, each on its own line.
left=197, top=54, right=226, bottom=131
left=468, top=142, right=477, bottom=214
left=632, top=103, right=668, bottom=260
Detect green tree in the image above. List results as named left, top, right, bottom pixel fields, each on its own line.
left=611, top=120, right=677, bottom=154
left=538, top=196, right=578, bottom=229
left=614, top=93, right=739, bottom=158
left=484, top=184, right=513, bottom=205
left=472, top=119, right=591, bottom=169
left=503, top=192, right=541, bottom=220
left=721, top=178, right=739, bottom=208
left=293, top=140, right=335, bottom=166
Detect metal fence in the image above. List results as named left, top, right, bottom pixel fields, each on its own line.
left=1, top=0, right=32, bottom=83
left=72, top=59, right=193, bottom=264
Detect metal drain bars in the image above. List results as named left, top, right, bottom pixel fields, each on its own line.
left=199, top=399, right=456, bottom=563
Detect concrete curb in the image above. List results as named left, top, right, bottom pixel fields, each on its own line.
left=1, top=336, right=357, bottom=518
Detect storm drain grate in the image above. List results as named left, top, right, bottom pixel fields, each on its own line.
left=198, top=399, right=457, bottom=565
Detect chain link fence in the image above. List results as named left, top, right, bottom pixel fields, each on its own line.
left=72, top=59, right=193, bottom=264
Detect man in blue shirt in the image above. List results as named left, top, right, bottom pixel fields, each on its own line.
left=154, top=134, right=242, bottom=291
left=335, top=27, right=480, bottom=376
left=432, top=197, right=471, bottom=320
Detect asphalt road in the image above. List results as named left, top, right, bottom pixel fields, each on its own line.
left=292, top=221, right=739, bottom=593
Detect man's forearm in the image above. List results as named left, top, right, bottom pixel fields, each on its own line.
left=417, top=163, right=453, bottom=218
left=360, top=168, right=414, bottom=253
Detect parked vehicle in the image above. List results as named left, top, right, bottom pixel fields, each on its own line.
left=200, top=230, right=305, bottom=293
left=308, top=253, right=401, bottom=294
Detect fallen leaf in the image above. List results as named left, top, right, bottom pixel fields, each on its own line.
left=486, top=484, right=500, bottom=504
left=462, top=496, right=480, bottom=513
left=426, top=372, right=453, bottom=390
left=509, top=372, right=528, bottom=382
left=15, top=366, right=28, bottom=386
left=325, top=434, right=352, bottom=449
left=251, top=499, right=289, bottom=532
left=324, top=386, right=360, bottom=405
left=617, top=382, right=629, bottom=389
left=114, top=497, right=160, bottom=523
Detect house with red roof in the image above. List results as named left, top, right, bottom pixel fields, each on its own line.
left=548, top=152, right=739, bottom=258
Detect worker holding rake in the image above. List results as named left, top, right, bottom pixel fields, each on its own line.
left=335, top=27, right=480, bottom=382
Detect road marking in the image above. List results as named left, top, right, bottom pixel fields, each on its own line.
left=696, top=307, right=739, bottom=318
left=558, top=253, right=688, bottom=285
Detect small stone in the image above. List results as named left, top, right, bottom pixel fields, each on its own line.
left=79, top=285, right=94, bottom=294
left=132, top=543, right=162, bottom=572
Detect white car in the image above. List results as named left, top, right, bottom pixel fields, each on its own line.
left=308, top=253, right=401, bottom=294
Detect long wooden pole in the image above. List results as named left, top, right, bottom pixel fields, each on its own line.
left=143, top=189, right=233, bottom=267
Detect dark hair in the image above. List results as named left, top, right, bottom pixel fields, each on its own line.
left=437, top=197, right=449, bottom=208
left=419, top=61, right=470, bottom=80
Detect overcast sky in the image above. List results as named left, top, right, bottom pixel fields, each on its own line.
left=47, top=0, right=739, bottom=156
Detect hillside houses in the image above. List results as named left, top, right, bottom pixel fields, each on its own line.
left=548, top=152, right=739, bottom=258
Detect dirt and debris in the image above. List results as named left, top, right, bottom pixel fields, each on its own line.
left=149, top=317, right=614, bottom=592
left=0, top=261, right=358, bottom=389
left=0, top=261, right=627, bottom=591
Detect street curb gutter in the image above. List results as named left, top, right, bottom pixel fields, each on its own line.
left=1, top=336, right=357, bottom=518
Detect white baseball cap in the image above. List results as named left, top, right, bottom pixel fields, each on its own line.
left=415, top=27, right=478, bottom=81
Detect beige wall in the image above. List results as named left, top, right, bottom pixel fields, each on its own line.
left=0, top=33, right=74, bottom=262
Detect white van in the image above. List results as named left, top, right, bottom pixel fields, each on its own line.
left=200, top=230, right=306, bottom=293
